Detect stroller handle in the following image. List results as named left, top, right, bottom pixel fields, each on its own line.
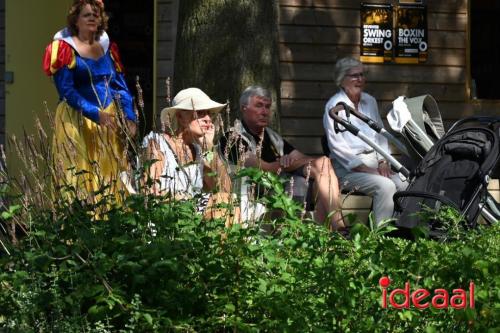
left=329, top=102, right=410, bottom=156
left=328, top=104, right=359, bottom=135
left=328, top=103, right=411, bottom=178
left=329, top=102, right=383, bottom=130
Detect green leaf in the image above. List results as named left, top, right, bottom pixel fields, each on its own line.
left=425, top=326, right=437, bottom=333
left=350, top=223, right=370, bottom=240
left=143, top=313, right=153, bottom=325
left=1, top=211, right=11, bottom=220
left=0, top=204, right=21, bottom=220
left=224, top=303, right=236, bottom=313
left=203, top=151, right=214, bottom=163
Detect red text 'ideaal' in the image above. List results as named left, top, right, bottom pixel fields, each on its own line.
left=379, top=276, right=475, bottom=309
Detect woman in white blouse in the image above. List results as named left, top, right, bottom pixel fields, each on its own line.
left=323, top=57, right=407, bottom=225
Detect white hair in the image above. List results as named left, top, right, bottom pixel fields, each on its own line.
left=333, top=57, right=363, bottom=87
left=239, top=85, right=272, bottom=110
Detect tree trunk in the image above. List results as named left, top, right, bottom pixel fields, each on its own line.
left=173, top=0, right=281, bottom=130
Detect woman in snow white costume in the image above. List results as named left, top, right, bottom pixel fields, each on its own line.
left=43, top=0, right=137, bottom=202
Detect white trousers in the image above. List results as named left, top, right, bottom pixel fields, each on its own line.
left=333, top=152, right=408, bottom=225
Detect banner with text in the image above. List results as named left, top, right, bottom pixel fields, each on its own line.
left=360, top=3, right=393, bottom=63
left=395, top=4, right=427, bottom=64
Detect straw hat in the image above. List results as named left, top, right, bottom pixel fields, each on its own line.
left=160, top=88, right=227, bottom=125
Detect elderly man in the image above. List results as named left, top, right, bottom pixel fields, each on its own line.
left=219, top=85, right=344, bottom=231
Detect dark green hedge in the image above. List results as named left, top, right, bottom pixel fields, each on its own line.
left=0, top=170, right=498, bottom=332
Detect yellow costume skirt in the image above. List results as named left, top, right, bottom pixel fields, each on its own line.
left=52, top=101, right=129, bottom=206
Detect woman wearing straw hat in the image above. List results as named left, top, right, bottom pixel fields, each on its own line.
left=143, top=88, right=238, bottom=225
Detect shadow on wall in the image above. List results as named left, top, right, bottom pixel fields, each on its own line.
left=279, top=0, right=361, bottom=105
left=277, top=0, right=361, bottom=155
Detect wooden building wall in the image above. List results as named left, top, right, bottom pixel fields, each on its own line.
left=277, top=0, right=498, bottom=156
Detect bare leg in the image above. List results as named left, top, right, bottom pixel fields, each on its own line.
left=307, top=156, right=345, bottom=231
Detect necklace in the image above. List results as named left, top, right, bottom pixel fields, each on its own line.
left=167, top=135, right=193, bottom=165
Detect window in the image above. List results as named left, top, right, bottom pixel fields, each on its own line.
left=470, top=0, right=500, bottom=99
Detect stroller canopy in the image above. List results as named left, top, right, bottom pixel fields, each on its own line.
left=388, top=94, right=446, bottom=159
left=404, top=94, right=446, bottom=141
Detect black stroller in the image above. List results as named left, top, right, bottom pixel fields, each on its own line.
left=393, top=116, right=500, bottom=234
left=328, top=99, right=500, bottom=237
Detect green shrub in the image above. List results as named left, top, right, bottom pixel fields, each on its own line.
left=0, top=169, right=498, bottom=332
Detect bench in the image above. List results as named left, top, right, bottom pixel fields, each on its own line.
left=321, top=136, right=500, bottom=223
left=342, top=179, right=499, bottom=224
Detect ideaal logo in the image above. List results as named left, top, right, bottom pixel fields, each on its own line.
left=379, top=277, right=475, bottom=309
